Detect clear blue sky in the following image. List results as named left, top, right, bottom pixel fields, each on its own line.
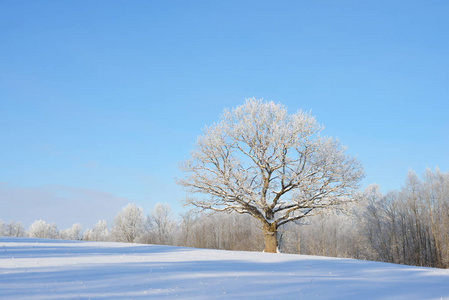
left=1, top=1, right=448, bottom=228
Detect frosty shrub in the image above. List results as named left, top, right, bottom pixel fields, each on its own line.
left=28, top=220, right=59, bottom=239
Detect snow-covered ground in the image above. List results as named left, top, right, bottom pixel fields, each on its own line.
left=1, top=237, right=449, bottom=299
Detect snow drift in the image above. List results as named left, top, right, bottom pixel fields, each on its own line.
left=1, top=237, right=448, bottom=299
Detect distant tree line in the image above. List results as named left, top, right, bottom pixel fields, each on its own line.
left=1, top=168, right=448, bottom=268
left=277, top=168, right=449, bottom=268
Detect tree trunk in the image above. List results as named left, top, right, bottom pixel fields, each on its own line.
left=263, top=226, right=278, bottom=253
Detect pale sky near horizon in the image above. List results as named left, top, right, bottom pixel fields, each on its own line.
left=1, top=1, right=448, bottom=229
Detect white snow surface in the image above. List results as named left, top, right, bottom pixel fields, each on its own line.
left=1, top=237, right=449, bottom=299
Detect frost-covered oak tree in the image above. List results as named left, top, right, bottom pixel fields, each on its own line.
left=178, top=98, right=364, bottom=253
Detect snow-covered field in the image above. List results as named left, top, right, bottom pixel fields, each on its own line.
left=1, top=237, right=449, bottom=299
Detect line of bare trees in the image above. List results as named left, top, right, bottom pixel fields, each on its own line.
left=1, top=167, right=448, bottom=268
left=84, top=203, right=263, bottom=252
left=277, top=167, right=449, bottom=268
left=0, top=202, right=263, bottom=251
left=362, top=168, right=449, bottom=268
